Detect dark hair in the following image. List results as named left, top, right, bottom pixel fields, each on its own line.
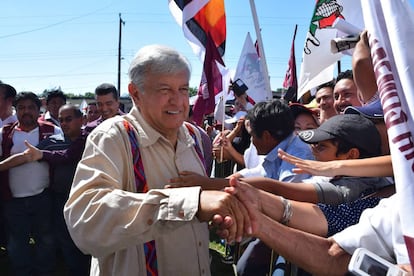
left=14, top=91, right=41, bottom=109
left=335, top=69, right=353, bottom=84
left=330, top=137, right=376, bottom=159
left=0, top=83, right=17, bottom=99
left=95, top=83, right=119, bottom=100
left=316, top=80, right=335, bottom=92
left=45, top=88, right=67, bottom=104
left=60, top=103, right=83, bottom=118
left=249, top=99, right=294, bottom=141
left=88, top=102, right=97, bottom=107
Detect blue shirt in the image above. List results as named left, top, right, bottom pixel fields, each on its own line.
left=239, top=134, right=314, bottom=182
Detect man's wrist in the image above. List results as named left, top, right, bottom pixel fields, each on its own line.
left=280, top=196, right=293, bottom=225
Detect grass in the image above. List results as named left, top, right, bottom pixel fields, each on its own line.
left=0, top=239, right=236, bottom=276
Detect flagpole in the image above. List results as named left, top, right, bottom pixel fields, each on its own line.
left=249, top=0, right=272, bottom=101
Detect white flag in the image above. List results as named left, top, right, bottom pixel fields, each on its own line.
left=234, top=32, right=272, bottom=103
left=79, top=99, right=88, bottom=115
left=214, top=61, right=232, bottom=124
left=298, top=0, right=364, bottom=99
left=362, top=0, right=414, bottom=268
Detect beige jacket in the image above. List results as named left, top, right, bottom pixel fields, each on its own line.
left=64, top=107, right=210, bottom=275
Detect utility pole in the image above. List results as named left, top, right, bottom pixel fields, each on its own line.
left=118, top=13, right=125, bottom=97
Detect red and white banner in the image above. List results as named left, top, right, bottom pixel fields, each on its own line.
left=362, top=0, right=414, bottom=269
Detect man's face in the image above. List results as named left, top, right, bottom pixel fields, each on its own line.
left=130, top=70, right=190, bottom=138
left=250, top=132, right=267, bottom=155
left=58, top=108, right=83, bottom=139
left=86, top=104, right=100, bottom=122
left=0, top=90, right=8, bottom=119
left=96, top=93, right=119, bottom=120
left=47, top=97, right=65, bottom=119
left=311, top=140, right=348, bottom=162
left=16, top=99, right=40, bottom=129
left=333, top=79, right=362, bottom=113
left=316, top=87, right=335, bottom=112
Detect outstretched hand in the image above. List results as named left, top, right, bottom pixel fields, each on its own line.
left=197, top=190, right=252, bottom=243
left=278, top=149, right=338, bottom=177
left=168, top=171, right=208, bottom=188
left=23, top=140, right=43, bottom=161
left=224, top=177, right=262, bottom=236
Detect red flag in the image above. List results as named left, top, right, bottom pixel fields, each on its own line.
left=282, top=25, right=298, bottom=102
left=169, top=0, right=226, bottom=125
left=192, top=33, right=224, bottom=125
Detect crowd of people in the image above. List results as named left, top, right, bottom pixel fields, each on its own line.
left=0, top=82, right=125, bottom=275
left=0, top=29, right=412, bottom=276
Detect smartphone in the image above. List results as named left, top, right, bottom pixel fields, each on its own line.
left=348, top=248, right=407, bottom=276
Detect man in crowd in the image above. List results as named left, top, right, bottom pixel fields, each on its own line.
left=38, top=104, right=91, bottom=275
left=0, top=83, right=17, bottom=128
left=83, top=83, right=123, bottom=134
left=315, top=80, right=336, bottom=123
left=333, top=70, right=363, bottom=113
left=0, top=92, right=62, bottom=275
left=0, top=82, right=17, bottom=254
left=39, top=88, right=67, bottom=127
left=64, top=45, right=250, bottom=275
left=85, top=102, right=100, bottom=123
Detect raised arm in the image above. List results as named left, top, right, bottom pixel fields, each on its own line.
left=225, top=177, right=350, bottom=275
left=225, top=177, right=327, bottom=236
left=239, top=176, right=319, bottom=203
left=0, top=141, right=42, bottom=171
left=278, top=149, right=393, bottom=177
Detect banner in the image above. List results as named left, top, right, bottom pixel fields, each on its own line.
left=192, top=33, right=225, bottom=125
left=169, top=0, right=226, bottom=62
left=282, top=25, right=298, bottom=102
left=298, top=0, right=364, bottom=99
left=362, top=0, right=414, bottom=269
left=234, top=32, right=270, bottom=104
left=213, top=62, right=232, bottom=124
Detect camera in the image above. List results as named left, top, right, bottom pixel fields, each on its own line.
left=231, top=78, right=248, bottom=97
left=331, top=35, right=360, bottom=54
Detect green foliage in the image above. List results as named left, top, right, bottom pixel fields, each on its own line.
left=189, top=86, right=198, bottom=97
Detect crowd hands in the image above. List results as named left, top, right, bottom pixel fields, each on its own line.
left=167, top=28, right=412, bottom=275
left=2, top=30, right=413, bottom=275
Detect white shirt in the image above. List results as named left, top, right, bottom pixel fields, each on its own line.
left=0, top=114, right=17, bottom=128
left=243, top=141, right=265, bottom=169
left=0, top=124, right=62, bottom=197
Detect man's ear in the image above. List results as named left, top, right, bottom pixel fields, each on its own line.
left=263, top=130, right=279, bottom=149
left=128, top=83, right=140, bottom=103
left=346, top=148, right=360, bottom=159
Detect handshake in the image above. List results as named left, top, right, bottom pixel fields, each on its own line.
left=196, top=177, right=262, bottom=244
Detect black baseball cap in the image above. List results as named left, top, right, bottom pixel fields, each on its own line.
left=298, top=114, right=381, bottom=155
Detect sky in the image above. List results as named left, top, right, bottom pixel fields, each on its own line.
left=1, top=0, right=412, bottom=97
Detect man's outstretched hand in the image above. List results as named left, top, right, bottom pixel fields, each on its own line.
left=197, top=190, right=252, bottom=243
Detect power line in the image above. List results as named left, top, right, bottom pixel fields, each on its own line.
left=0, top=3, right=114, bottom=39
